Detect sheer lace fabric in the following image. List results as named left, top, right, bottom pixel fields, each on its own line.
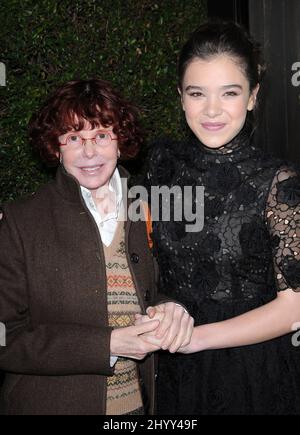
left=146, top=136, right=300, bottom=414
left=266, top=168, right=300, bottom=292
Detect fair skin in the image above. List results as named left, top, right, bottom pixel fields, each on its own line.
left=137, top=303, right=194, bottom=353
left=58, top=123, right=119, bottom=201
left=137, top=54, right=300, bottom=354
left=179, top=55, right=259, bottom=149
left=58, top=120, right=194, bottom=359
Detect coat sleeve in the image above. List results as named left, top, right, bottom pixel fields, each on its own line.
left=0, top=206, right=114, bottom=376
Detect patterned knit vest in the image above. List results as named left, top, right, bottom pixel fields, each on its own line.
left=104, top=221, right=143, bottom=415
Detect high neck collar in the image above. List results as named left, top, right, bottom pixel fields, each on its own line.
left=190, top=128, right=258, bottom=165
left=197, top=137, right=247, bottom=155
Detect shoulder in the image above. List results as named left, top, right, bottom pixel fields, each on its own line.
left=269, top=164, right=300, bottom=207
left=257, top=147, right=300, bottom=186
left=147, top=136, right=194, bottom=185
left=1, top=180, right=56, bottom=221
left=250, top=147, right=298, bottom=188
left=272, top=164, right=299, bottom=181
left=148, top=136, right=180, bottom=163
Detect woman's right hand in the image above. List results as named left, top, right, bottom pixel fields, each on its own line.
left=110, top=319, right=162, bottom=360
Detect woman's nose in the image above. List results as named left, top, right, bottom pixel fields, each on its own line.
left=82, top=139, right=97, bottom=157
left=204, top=97, right=222, bottom=118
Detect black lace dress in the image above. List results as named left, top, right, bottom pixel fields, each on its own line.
left=147, top=135, right=300, bottom=415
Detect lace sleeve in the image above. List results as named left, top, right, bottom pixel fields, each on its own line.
left=266, top=167, right=300, bottom=292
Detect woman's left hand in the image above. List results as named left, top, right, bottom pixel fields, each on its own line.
left=135, top=302, right=194, bottom=353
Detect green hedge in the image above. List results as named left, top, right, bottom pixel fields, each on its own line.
left=0, top=0, right=207, bottom=204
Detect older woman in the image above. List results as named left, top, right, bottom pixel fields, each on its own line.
left=0, top=79, right=194, bottom=415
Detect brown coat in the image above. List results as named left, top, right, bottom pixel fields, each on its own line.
left=0, top=165, right=158, bottom=415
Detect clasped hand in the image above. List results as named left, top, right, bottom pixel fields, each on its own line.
left=135, top=302, right=194, bottom=353
left=110, top=302, right=194, bottom=360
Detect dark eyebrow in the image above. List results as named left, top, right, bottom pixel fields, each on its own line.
left=221, top=84, right=243, bottom=90
left=185, top=84, right=243, bottom=92
left=185, top=86, right=204, bottom=92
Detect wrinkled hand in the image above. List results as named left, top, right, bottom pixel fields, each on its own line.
left=110, top=319, right=162, bottom=360
left=135, top=302, right=194, bottom=353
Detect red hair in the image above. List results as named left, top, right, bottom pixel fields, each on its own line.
left=29, top=79, right=143, bottom=165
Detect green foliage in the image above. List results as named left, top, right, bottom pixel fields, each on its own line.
left=0, top=0, right=207, bottom=203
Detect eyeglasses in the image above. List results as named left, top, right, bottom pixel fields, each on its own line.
left=59, top=130, right=117, bottom=149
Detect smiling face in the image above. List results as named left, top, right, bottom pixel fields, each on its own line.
left=179, top=54, right=259, bottom=149
left=58, top=121, right=119, bottom=199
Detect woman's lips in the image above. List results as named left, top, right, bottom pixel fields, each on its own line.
left=201, top=122, right=226, bottom=131
left=79, top=164, right=104, bottom=174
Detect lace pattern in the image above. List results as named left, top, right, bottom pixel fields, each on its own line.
left=146, top=135, right=300, bottom=414
left=147, top=137, right=300, bottom=314
left=266, top=168, right=300, bottom=291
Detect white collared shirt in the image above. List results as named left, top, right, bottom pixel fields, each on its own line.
left=80, top=168, right=123, bottom=247
left=80, top=168, right=122, bottom=367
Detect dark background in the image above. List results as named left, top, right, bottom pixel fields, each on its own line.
left=1, top=0, right=300, bottom=205
left=0, top=0, right=208, bottom=204
left=209, top=0, right=300, bottom=163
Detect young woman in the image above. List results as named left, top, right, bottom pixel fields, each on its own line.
left=140, top=22, right=300, bottom=414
